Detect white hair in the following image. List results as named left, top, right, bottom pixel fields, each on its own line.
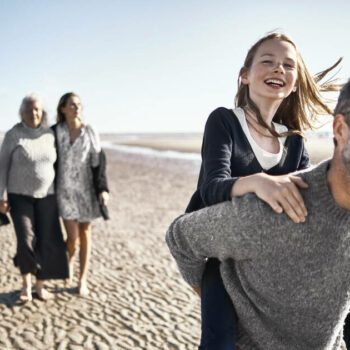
left=19, top=93, right=48, bottom=126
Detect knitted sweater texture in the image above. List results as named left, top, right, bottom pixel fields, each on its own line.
left=166, top=160, right=350, bottom=350
left=0, top=122, right=56, bottom=199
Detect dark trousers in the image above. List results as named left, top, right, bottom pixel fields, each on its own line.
left=198, top=258, right=237, bottom=350
left=344, top=313, right=350, bottom=348
left=8, top=193, right=69, bottom=280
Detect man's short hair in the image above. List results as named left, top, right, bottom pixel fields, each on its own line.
left=334, top=79, right=350, bottom=125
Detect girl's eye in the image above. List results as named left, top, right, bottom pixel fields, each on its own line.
left=262, top=60, right=273, bottom=64
left=284, top=63, right=295, bottom=69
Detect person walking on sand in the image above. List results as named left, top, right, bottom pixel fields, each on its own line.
left=0, top=93, right=69, bottom=302
left=184, top=31, right=342, bottom=349
left=52, top=92, right=109, bottom=296
left=166, top=79, right=350, bottom=350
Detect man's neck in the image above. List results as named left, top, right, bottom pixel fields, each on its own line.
left=327, top=157, right=350, bottom=211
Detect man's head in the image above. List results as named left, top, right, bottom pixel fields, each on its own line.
left=333, top=80, right=350, bottom=173
left=334, top=80, right=350, bottom=121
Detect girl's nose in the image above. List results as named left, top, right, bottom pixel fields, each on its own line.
left=273, top=62, right=285, bottom=74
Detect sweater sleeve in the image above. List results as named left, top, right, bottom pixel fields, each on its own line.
left=200, top=109, right=238, bottom=206
left=166, top=194, right=263, bottom=286
left=0, top=131, right=16, bottom=200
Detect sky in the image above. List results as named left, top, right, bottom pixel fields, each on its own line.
left=0, top=0, right=349, bottom=133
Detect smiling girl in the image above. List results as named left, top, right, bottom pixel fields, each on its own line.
left=185, top=32, right=342, bottom=349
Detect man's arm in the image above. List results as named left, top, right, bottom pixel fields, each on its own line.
left=166, top=194, right=264, bottom=287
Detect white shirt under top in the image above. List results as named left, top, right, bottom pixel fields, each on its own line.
left=233, top=107, right=288, bottom=170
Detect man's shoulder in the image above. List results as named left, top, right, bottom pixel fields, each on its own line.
left=294, top=159, right=330, bottom=183
left=230, top=192, right=265, bottom=222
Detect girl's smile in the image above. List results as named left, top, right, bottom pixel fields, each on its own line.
left=242, top=39, right=298, bottom=103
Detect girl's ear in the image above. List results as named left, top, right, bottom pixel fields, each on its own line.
left=241, top=70, right=249, bottom=85
left=292, top=86, right=297, bottom=92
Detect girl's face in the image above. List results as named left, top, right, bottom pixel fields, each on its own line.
left=21, top=100, right=43, bottom=128
left=242, top=39, right=298, bottom=104
left=61, top=95, right=82, bottom=121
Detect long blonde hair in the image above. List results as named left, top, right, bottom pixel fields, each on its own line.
left=235, top=32, right=342, bottom=137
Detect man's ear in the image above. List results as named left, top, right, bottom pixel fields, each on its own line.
left=333, top=114, right=349, bottom=149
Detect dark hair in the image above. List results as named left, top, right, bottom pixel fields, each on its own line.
left=334, top=79, right=350, bottom=125
left=56, top=92, right=80, bottom=123
left=235, top=32, right=342, bottom=137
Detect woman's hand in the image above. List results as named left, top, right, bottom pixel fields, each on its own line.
left=99, top=191, right=109, bottom=206
left=231, top=173, right=308, bottom=223
left=0, top=200, right=10, bottom=214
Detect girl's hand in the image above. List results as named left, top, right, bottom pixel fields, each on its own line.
left=231, top=173, right=308, bottom=223
left=0, top=200, right=10, bottom=214
left=99, top=191, right=109, bottom=206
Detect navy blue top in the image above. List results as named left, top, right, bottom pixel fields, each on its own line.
left=186, top=107, right=310, bottom=213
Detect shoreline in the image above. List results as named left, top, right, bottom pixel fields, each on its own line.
left=101, top=133, right=203, bottom=154
left=101, top=141, right=201, bottom=162
left=101, top=133, right=334, bottom=164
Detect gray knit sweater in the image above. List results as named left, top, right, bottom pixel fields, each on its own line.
left=0, top=122, right=56, bottom=200
left=166, top=160, right=350, bottom=350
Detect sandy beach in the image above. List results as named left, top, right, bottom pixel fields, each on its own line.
left=0, top=144, right=202, bottom=349
left=0, top=133, right=334, bottom=349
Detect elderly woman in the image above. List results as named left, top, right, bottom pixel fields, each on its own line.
left=53, top=92, right=109, bottom=296
left=0, top=94, right=69, bottom=301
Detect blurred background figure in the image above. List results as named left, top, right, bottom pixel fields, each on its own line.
left=53, top=92, right=109, bottom=296
left=0, top=93, right=69, bottom=302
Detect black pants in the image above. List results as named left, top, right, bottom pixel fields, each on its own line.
left=8, top=193, right=69, bottom=280
left=199, top=258, right=237, bottom=350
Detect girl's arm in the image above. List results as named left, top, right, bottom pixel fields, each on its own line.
left=231, top=133, right=310, bottom=223
left=231, top=173, right=308, bottom=223
left=200, top=109, right=309, bottom=223
left=199, top=109, right=238, bottom=206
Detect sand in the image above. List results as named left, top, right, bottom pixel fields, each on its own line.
left=0, top=147, right=202, bottom=349
left=0, top=134, right=335, bottom=349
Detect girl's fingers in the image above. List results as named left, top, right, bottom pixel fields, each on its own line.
left=286, top=184, right=308, bottom=217
left=257, top=175, right=309, bottom=223
left=277, top=196, right=301, bottom=223
left=290, top=176, right=309, bottom=189
left=268, top=200, right=283, bottom=214
left=277, top=184, right=308, bottom=222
